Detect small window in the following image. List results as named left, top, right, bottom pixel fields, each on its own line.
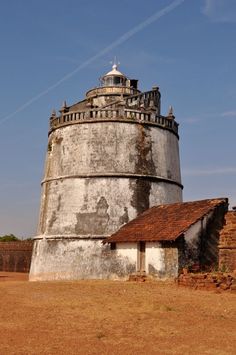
left=110, top=242, right=116, bottom=250
left=104, top=77, right=113, bottom=86
left=114, top=77, right=121, bottom=85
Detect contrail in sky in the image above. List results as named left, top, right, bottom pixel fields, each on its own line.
left=0, top=0, right=185, bottom=125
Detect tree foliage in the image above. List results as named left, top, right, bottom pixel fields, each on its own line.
left=0, top=234, right=20, bottom=242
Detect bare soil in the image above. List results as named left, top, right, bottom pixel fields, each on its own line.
left=0, top=273, right=235, bottom=355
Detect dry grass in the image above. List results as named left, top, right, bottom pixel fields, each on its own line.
left=0, top=273, right=235, bottom=354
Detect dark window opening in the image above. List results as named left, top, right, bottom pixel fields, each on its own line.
left=110, top=242, right=116, bottom=250
left=114, top=76, right=121, bottom=85
left=130, top=79, right=138, bottom=89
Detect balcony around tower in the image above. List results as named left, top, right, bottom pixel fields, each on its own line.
left=49, top=108, right=178, bottom=136
left=49, top=64, right=178, bottom=136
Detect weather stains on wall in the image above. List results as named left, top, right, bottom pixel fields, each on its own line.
left=30, top=239, right=135, bottom=281
left=76, top=197, right=110, bottom=235
left=119, top=207, right=129, bottom=225
left=30, top=67, right=182, bottom=280
left=48, top=194, right=62, bottom=230
left=135, top=125, right=156, bottom=176
left=130, top=179, right=151, bottom=215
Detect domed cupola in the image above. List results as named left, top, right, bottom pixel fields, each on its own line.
left=101, top=63, right=127, bottom=87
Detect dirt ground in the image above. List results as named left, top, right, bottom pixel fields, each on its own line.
left=0, top=273, right=235, bottom=355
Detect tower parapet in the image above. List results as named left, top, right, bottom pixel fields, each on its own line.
left=30, top=64, right=183, bottom=281
left=49, top=107, right=178, bottom=136
left=49, top=65, right=177, bottom=135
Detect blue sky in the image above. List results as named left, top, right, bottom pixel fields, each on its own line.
left=0, top=0, right=236, bottom=237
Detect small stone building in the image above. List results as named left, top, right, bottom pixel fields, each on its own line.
left=105, top=198, right=228, bottom=278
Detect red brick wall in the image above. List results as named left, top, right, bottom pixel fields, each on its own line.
left=0, top=241, right=33, bottom=273
left=219, top=211, right=236, bottom=272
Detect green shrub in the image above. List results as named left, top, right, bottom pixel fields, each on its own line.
left=0, top=234, right=20, bottom=242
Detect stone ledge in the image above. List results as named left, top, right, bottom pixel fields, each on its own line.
left=32, top=235, right=109, bottom=240
left=41, top=173, right=183, bottom=189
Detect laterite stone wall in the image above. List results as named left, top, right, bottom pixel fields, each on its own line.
left=219, top=211, right=236, bottom=272
left=0, top=241, right=33, bottom=273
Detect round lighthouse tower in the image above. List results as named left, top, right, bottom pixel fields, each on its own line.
left=30, top=64, right=183, bottom=280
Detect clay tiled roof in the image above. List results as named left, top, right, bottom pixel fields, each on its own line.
left=105, top=198, right=228, bottom=243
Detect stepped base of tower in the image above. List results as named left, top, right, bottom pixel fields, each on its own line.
left=29, top=237, right=135, bottom=281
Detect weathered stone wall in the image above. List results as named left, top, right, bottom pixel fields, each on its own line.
left=177, top=272, right=236, bottom=292
left=38, top=178, right=181, bottom=237
left=0, top=241, right=33, bottom=273
left=115, top=241, right=178, bottom=279
left=162, top=244, right=179, bottom=278
left=200, top=204, right=227, bottom=267
left=31, top=105, right=182, bottom=280
left=38, top=121, right=182, bottom=238
left=145, top=242, right=164, bottom=275
left=219, top=211, right=236, bottom=272
left=30, top=239, right=135, bottom=281
left=45, top=122, right=181, bottom=182
left=116, top=242, right=137, bottom=267
left=177, top=203, right=227, bottom=271
left=145, top=242, right=178, bottom=278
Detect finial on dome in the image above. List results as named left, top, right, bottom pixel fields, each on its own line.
left=168, top=105, right=174, bottom=118
left=51, top=109, right=56, bottom=117
left=59, top=100, right=68, bottom=113
left=110, top=56, right=120, bottom=71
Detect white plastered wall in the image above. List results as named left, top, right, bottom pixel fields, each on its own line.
left=116, top=242, right=137, bottom=270
left=145, top=242, right=165, bottom=273
left=116, top=242, right=166, bottom=274
left=183, top=211, right=214, bottom=262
